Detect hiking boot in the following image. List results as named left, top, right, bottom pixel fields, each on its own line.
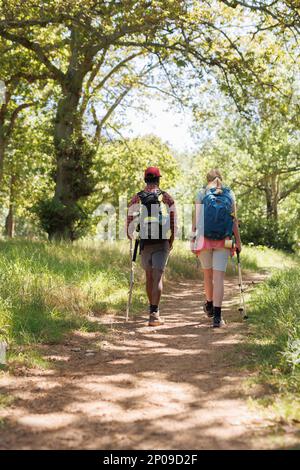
left=213, top=306, right=225, bottom=328
left=148, top=311, right=164, bottom=327
left=213, top=317, right=226, bottom=328
left=203, top=301, right=213, bottom=318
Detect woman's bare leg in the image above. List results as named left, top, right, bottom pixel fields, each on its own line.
left=212, top=269, right=225, bottom=307
left=203, top=268, right=213, bottom=301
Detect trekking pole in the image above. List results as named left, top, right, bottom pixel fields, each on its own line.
left=236, top=249, right=248, bottom=320
left=126, top=238, right=139, bottom=322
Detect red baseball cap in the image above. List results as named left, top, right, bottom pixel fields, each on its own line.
left=144, top=166, right=162, bottom=178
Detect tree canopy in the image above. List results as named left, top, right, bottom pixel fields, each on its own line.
left=0, top=0, right=299, bottom=248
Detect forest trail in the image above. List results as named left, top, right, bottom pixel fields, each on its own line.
left=1, top=273, right=299, bottom=450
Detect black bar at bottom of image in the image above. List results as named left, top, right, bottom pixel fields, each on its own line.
left=0, top=450, right=295, bottom=465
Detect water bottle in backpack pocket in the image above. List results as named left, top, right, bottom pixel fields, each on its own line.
left=202, top=187, right=234, bottom=240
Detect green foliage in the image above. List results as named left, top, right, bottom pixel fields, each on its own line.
left=95, top=135, right=179, bottom=206
left=0, top=0, right=299, bottom=244
left=31, top=135, right=97, bottom=240
left=33, top=198, right=90, bottom=241
left=178, top=47, right=300, bottom=252
left=246, top=267, right=300, bottom=394
left=0, top=98, right=55, bottom=238
left=283, top=338, right=300, bottom=373
left=240, top=217, right=295, bottom=252
left=54, top=136, right=96, bottom=200
left=1, top=0, right=271, bottom=240
left=237, top=245, right=296, bottom=273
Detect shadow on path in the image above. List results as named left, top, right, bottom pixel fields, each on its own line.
left=0, top=272, right=299, bottom=450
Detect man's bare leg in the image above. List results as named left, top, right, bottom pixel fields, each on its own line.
left=152, top=268, right=164, bottom=307
left=148, top=268, right=164, bottom=326
left=145, top=270, right=153, bottom=305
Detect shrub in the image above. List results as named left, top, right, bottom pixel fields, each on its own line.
left=240, top=217, right=294, bottom=252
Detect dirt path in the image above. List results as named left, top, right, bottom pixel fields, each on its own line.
left=0, top=274, right=299, bottom=450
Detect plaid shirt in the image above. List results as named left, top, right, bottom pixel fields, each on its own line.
left=127, top=184, right=177, bottom=240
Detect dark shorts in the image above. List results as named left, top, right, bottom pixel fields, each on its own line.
left=141, top=241, right=170, bottom=272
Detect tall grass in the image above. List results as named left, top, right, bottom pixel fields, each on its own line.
left=240, top=245, right=297, bottom=272
left=0, top=239, right=297, bottom=351
left=244, top=267, right=300, bottom=421
left=0, top=240, right=144, bottom=346
left=0, top=239, right=200, bottom=348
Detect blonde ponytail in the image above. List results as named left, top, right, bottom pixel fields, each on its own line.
left=206, top=169, right=223, bottom=192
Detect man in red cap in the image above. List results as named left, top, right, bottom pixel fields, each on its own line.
left=127, top=167, right=177, bottom=326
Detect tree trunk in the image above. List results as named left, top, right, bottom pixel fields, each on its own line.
left=48, top=74, right=95, bottom=241
left=40, top=33, right=97, bottom=241
left=0, top=121, right=6, bottom=186
left=51, top=87, right=81, bottom=241
left=54, top=86, right=82, bottom=202
left=264, top=174, right=279, bottom=220
left=4, top=204, right=14, bottom=238
left=4, top=175, right=16, bottom=238
left=0, top=137, right=5, bottom=186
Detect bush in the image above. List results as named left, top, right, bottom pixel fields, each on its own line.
left=33, top=136, right=97, bottom=241
left=33, top=198, right=91, bottom=241
left=240, top=217, right=294, bottom=252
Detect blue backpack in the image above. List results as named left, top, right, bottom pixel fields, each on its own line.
left=202, top=186, right=234, bottom=240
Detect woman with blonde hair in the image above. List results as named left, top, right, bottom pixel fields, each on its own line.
left=191, top=169, right=242, bottom=327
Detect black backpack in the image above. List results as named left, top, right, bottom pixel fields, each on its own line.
left=138, top=190, right=171, bottom=243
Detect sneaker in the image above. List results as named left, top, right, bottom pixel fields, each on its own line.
left=213, top=317, right=226, bottom=328
left=212, top=306, right=225, bottom=328
left=203, top=302, right=214, bottom=318
left=148, top=311, right=164, bottom=327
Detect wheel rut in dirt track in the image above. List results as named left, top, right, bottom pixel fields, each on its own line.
left=1, top=272, right=299, bottom=450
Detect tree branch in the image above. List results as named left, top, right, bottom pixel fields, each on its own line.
left=92, top=87, right=131, bottom=143
left=6, top=102, right=35, bottom=138
left=0, top=28, right=65, bottom=83
left=93, top=52, right=143, bottom=94
left=279, top=179, right=300, bottom=201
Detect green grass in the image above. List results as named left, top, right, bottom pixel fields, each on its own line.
left=0, top=239, right=199, bottom=361
left=239, top=245, right=297, bottom=272
left=243, top=266, right=300, bottom=422
left=168, top=241, right=200, bottom=279
left=0, top=238, right=298, bottom=378
left=0, top=239, right=141, bottom=347
left=0, top=240, right=295, bottom=347
left=171, top=243, right=296, bottom=278
left=1, top=238, right=299, bottom=434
